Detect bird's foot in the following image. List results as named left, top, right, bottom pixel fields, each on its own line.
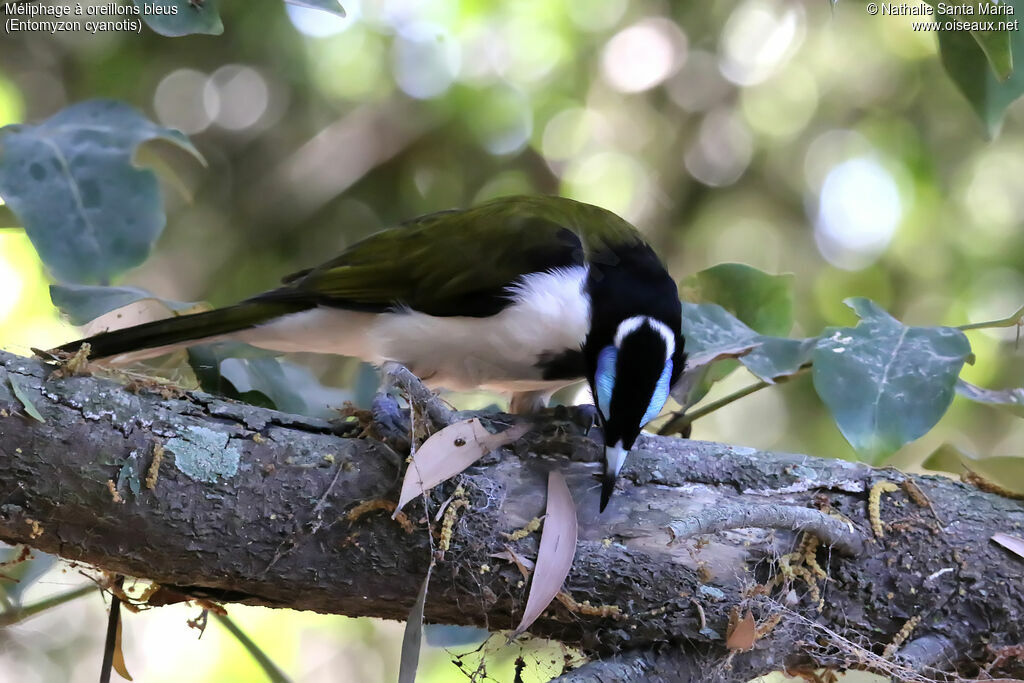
left=379, top=362, right=453, bottom=432
left=368, top=392, right=411, bottom=452
left=565, top=403, right=599, bottom=434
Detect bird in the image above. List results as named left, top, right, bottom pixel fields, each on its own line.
left=54, top=195, right=685, bottom=511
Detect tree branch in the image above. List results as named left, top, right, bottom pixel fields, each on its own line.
left=1, top=350, right=1022, bottom=681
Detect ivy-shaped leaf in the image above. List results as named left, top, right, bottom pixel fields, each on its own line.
left=681, top=303, right=814, bottom=383
left=681, top=263, right=794, bottom=337
left=134, top=0, right=223, bottom=37
left=812, top=298, right=971, bottom=462
left=955, top=378, right=1024, bottom=418
left=935, top=0, right=1024, bottom=135
left=0, top=100, right=203, bottom=284
left=679, top=264, right=796, bottom=405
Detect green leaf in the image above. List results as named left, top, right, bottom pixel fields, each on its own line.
left=134, top=0, right=224, bottom=37
left=188, top=344, right=351, bottom=418
left=50, top=284, right=199, bottom=326
left=936, top=0, right=1024, bottom=135
left=283, top=0, right=347, bottom=18
left=681, top=303, right=814, bottom=383
left=927, top=0, right=1015, bottom=80
left=923, top=443, right=1024, bottom=497
left=681, top=263, right=794, bottom=337
left=219, top=357, right=308, bottom=415
left=812, top=298, right=972, bottom=462
left=955, top=378, right=1024, bottom=417
left=970, top=24, right=1013, bottom=80
left=0, top=100, right=203, bottom=284
left=7, top=375, right=45, bottom=422
left=743, top=336, right=817, bottom=382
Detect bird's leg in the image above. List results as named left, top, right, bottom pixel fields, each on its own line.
left=509, top=390, right=551, bottom=415
left=379, top=362, right=453, bottom=432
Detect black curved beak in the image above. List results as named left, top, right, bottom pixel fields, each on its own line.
left=600, top=443, right=627, bottom=512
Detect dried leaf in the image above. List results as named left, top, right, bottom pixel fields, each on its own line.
left=8, top=375, right=45, bottom=423
left=492, top=545, right=536, bottom=577
left=112, top=617, right=133, bottom=681
left=726, top=610, right=756, bottom=652
left=992, top=532, right=1024, bottom=560
left=398, top=564, right=432, bottom=683
left=394, top=419, right=527, bottom=515
left=512, top=470, right=578, bottom=637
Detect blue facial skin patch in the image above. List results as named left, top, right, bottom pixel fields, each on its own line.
left=595, top=345, right=617, bottom=418
left=641, top=360, right=673, bottom=426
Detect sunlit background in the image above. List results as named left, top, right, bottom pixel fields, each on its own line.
left=1, top=0, right=1023, bottom=680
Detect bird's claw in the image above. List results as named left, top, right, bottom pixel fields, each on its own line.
left=380, top=362, right=453, bottom=431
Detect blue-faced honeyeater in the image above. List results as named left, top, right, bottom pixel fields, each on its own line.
left=56, top=196, right=686, bottom=510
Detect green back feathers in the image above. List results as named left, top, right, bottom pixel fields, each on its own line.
left=267, top=195, right=644, bottom=317
left=59, top=196, right=647, bottom=359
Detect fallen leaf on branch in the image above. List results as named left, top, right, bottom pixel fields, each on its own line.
left=726, top=610, right=757, bottom=652
left=992, top=532, right=1024, bottom=560
left=394, top=418, right=527, bottom=515
left=512, top=470, right=578, bottom=637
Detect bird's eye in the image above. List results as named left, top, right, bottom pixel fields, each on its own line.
left=595, top=345, right=617, bottom=418
left=641, top=359, right=673, bottom=426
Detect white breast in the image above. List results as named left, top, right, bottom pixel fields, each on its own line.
left=239, top=266, right=591, bottom=393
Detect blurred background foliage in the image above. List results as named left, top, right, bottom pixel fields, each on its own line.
left=1, top=0, right=1023, bottom=680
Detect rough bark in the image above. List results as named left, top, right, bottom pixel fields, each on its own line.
left=0, top=350, right=1022, bottom=682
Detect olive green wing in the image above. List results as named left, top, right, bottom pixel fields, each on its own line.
left=262, top=197, right=629, bottom=317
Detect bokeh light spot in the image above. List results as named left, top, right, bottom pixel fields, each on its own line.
left=601, top=19, right=687, bottom=93
left=815, top=157, right=902, bottom=270
left=542, top=107, right=601, bottom=161
left=204, top=65, right=269, bottom=131
left=393, top=23, right=461, bottom=99
left=720, top=0, right=804, bottom=86
left=741, top=65, right=818, bottom=139
left=961, top=147, right=1024, bottom=239
left=154, top=69, right=212, bottom=135
left=684, top=107, right=753, bottom=187
left=666, top=49, right=732, bottom=113
left=562, top=151, right=647, bottom=221
left=467, top=85, right=532, bottom=156
left=567, top=0, right=627, bottom=32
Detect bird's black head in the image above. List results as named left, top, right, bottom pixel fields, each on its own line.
left=584, top=243, right=684, bottom=512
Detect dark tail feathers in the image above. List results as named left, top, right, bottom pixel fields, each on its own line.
left=55, top=300, right=308, bottom=360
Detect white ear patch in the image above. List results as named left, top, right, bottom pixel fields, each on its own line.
left=613, top=315, right=675, bottom=360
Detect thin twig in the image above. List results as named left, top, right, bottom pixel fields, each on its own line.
left=0, top=584, right=95, bottom=627
left=659, top=367, right=809, bottom=436
left=666, top=503, right=865, bottom=556
left=382, top=362, right=453, bottom=428
left=958, top=305, right=1024, bottom=331
left=214, top=613, right=292, bottom=683
left=99, top=576, right=123, bottom=683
